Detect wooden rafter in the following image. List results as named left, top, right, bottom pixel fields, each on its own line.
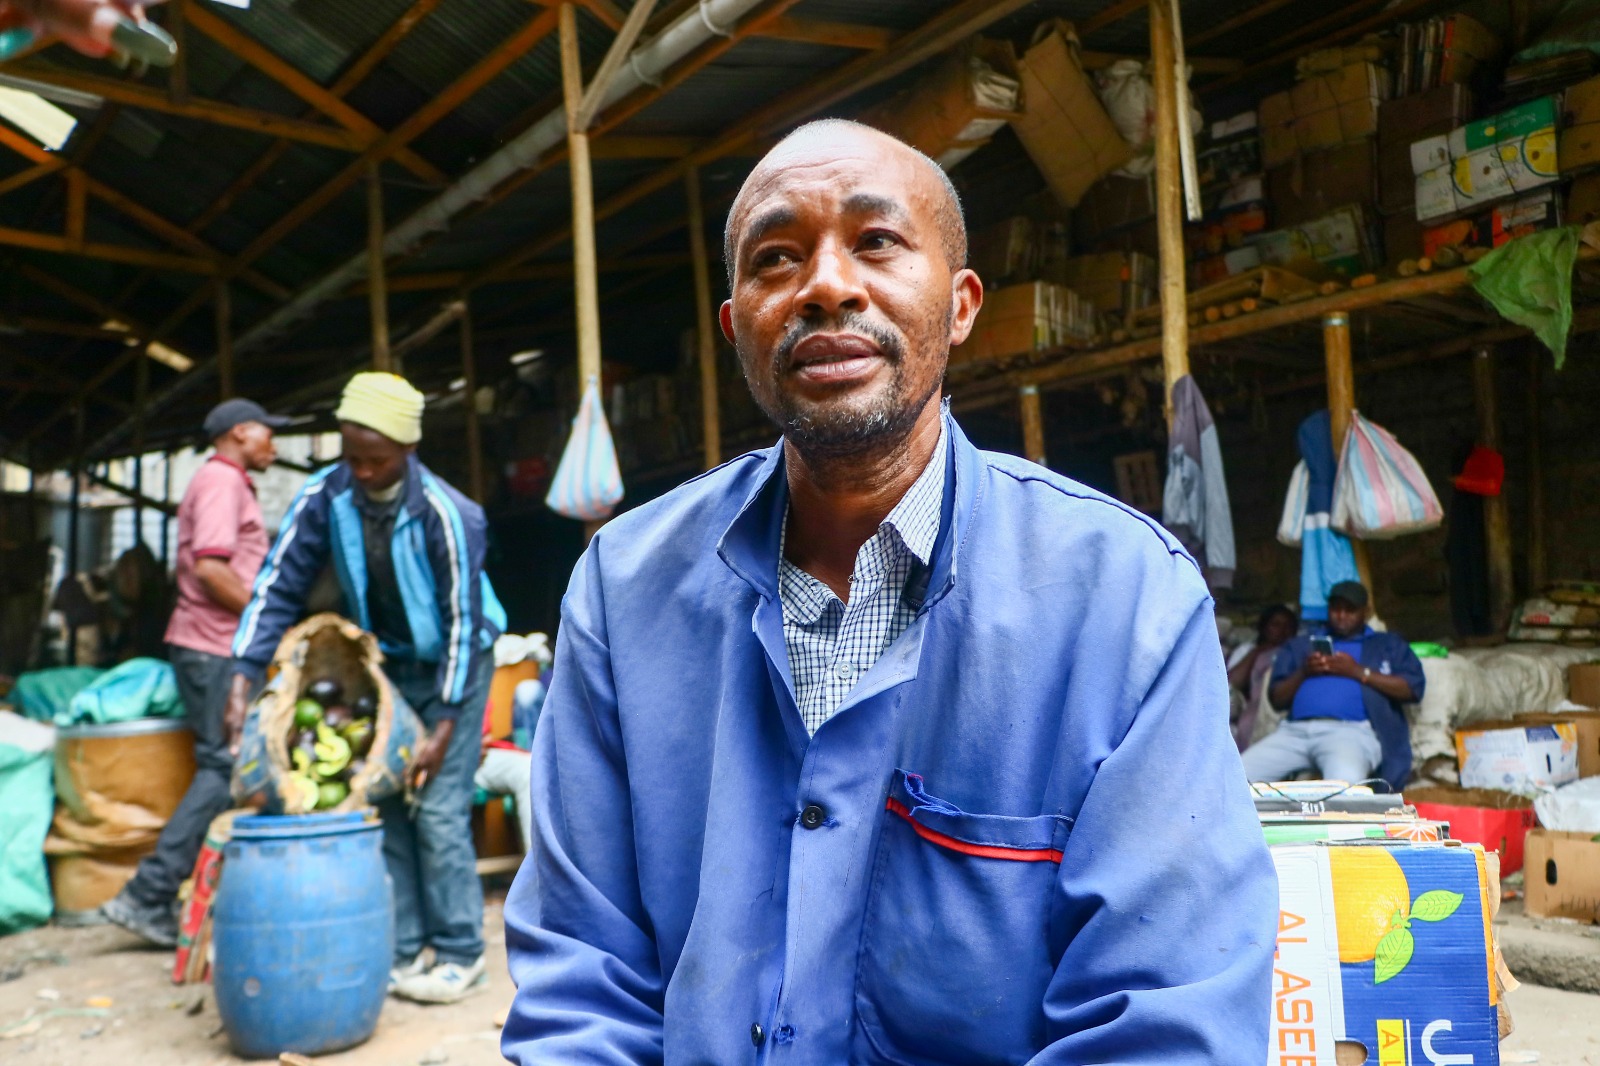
left=0, top=225, right=217, bottom=272
left=0, top=161, right=65, bottom=197
left=0, top=123, right=288, bottom=297
left=26, top=6, right=565, bottom=447
left=0, top=64, right=363, bottom=149
left=1189, top=0, right=1299, bottom=48
left=468, top=0, right=1041, bottom=290
left=184, top=3, right=446, bottom=185
left=1204, top=0, right=1441, bottom=93
left=755, top=17, right=895, bottom=51
left=1081, top=0, right=1148, bottom=37
left=353, top=252, right=693, bottom=294
left=590, top=135, right=701, bottom=159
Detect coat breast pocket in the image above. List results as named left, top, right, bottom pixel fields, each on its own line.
left=853, top=770, right=1071, bottom=1066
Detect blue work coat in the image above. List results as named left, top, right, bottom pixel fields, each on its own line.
left=503, top=414, right=1276, bottom=1065
left=1269, top=629, right=1427, bottom=790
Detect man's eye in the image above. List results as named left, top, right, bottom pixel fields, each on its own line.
left=752, top=249, right=792, bottom=269
left=858, top=232, right=899, bottom=252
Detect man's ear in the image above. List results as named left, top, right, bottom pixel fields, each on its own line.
left=947, top=268, right=984, bottom=347
left=719, top=300, right=737, bottom=347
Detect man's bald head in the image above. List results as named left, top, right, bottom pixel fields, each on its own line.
left=723, top=119, right=967, bottom=287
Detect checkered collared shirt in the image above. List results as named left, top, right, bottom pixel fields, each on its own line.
left=778, top=421, right=948, bottom=736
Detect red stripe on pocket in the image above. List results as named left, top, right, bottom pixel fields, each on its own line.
left=886, top=798, right=1063, bottom=863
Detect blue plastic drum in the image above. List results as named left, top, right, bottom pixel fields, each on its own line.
left=212, top=811, right=392, bottom=1058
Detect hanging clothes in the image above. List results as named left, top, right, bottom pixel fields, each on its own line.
left=1296, top=410, right=1360, bottom=622
left=1162, top=375, right=1236, bottom=590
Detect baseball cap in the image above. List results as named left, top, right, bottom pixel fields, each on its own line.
left=202, top=398, right=292, bottom=441
left=1327, top=580, right=1369, bottom=609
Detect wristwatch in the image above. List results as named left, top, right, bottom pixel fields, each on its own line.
left=1362, top=667, right=1372, bottom=683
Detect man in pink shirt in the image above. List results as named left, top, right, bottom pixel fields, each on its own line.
left=102, top=398, right=288, bottom=947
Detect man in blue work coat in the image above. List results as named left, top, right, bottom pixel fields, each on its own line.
left=1245, top=579, right=1426, bottom=790
left=503, top=120, right=1276, bottom=1064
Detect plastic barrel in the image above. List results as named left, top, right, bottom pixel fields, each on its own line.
left=212, top=811, right=393, bottom=1058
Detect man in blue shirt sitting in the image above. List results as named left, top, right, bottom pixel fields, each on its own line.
left=501, top=119, right=1276, bottom=1065
left=1244, top=580, right=1426, bottom=789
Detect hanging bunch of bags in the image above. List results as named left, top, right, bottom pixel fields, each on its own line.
left=1330, top=411, right=1444, bottom=539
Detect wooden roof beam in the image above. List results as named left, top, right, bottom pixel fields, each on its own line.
left=0, top=160, right=66, bottom=197
left=25, top=6, right=566, bottom=448
left=755, top=17, right=895, bottom=51
left=1081, top=0, right=1148, bottom=37
left=0, top=123, right=288, bottom=298
left=0, top=64, right=362, bottom=149
left=184, top=3, right=447, bottom=185
left=590, top=135, right=700, bottom=158
left=1189, top=0, right=1298, bottom=48
left=469, top=0, right=1041, bottom=289
left=0, top=224, right=217, bottom=272
left=355, top=252, right=693, bottom=293
left=1204, top=0, right=1443, bottom=94
left=188, top=0, right=447, bottom=236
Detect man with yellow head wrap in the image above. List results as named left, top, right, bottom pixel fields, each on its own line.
left=225, top=371, right=507, bottom=1005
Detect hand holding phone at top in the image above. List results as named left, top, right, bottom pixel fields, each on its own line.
left=0, top=0, right=173, bottom=65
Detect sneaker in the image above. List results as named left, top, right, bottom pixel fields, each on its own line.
left=388, top=952, right=430, bottom=994
left=100, top=890, right=178, bottom=948
left=393, top=956, right=488, bottom=1004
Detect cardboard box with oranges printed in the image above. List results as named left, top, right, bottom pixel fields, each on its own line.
left=1269, top=842, right=1500, bottom=1066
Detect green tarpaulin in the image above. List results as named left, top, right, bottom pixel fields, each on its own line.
left=1469, top=226, right=1581, bottom=369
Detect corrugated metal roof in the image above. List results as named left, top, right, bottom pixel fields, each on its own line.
left=0, top=0, right=1406, bottom=465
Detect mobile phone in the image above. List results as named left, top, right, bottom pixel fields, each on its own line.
left=1310, top=636, right=1334, bottom=656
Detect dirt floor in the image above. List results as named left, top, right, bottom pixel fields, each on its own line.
left=2, top=895, right=1598, bottom=1065
left=0, top=896, right=516, bottom=1066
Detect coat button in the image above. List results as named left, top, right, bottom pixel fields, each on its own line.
left=751, top=1022, right=766, bottom=1047
left=800, top=804, right=826, bottom=830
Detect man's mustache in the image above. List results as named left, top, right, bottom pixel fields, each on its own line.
left=774, top=314, right=903, bottom=371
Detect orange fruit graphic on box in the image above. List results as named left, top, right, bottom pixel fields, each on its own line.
left=1329, top=848, right=1411, bottom=964
left=1328, top=846, right=1465, bottom=982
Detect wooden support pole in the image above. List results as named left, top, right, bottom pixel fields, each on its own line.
left=1149, top=0, right=1189, bottom=421
left=133, top=353, right=147, bottom=542
left=1019, top=385, right=1046, bottom=466
left=367, top=162, right=393, bottom=373
left=460, top=300, right=485, bottom=504
left=64, top=170, right=86, bottom=244
left=214, top=279, right=234, bottom=399
left=160, top=451, right=173, bottom=568
left=561, top=2, right=603, bottom=392
left=1322, top=312, right=1375, bottom=596
left=67, top=406, right=83, bottom=665
left=1527, top=344, right=1546, bottom=592
left=685, top=165, right=721, bottom=469
left=1473, top=345, right=1514, bottom=630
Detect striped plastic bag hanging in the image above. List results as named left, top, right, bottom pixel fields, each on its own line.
left=546, top=377, right=624, bottom=521
left=1331, top=411, right=1443, bottom=540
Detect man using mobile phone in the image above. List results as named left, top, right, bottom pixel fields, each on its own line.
left=1242, top=580, right=1425, bottom=788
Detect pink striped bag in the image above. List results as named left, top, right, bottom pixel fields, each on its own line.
left=1331, top=411, right=1443, bottom=539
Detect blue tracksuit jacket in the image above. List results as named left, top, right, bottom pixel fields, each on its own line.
left=1270, top=629, right=1427, bottom=790
left=502, top=414, right=1277, bottom=1065
left=232, top=455, right=504, bottom=712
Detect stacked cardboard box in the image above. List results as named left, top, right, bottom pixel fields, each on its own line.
left=1413, top=96, right=1560, bottom=221
left=1254, top=784, right=1510, bottom=1065
left=1261, top=61, right=1390, bottom=168
left=1046, top=251, right=1156, bottom=318
left=951, top=281, right=1096, bottom=367
left=858, top=39, right=1021, bottom=171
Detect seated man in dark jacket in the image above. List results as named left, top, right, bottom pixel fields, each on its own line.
left=1243, top=580, right=1425, bottom=790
